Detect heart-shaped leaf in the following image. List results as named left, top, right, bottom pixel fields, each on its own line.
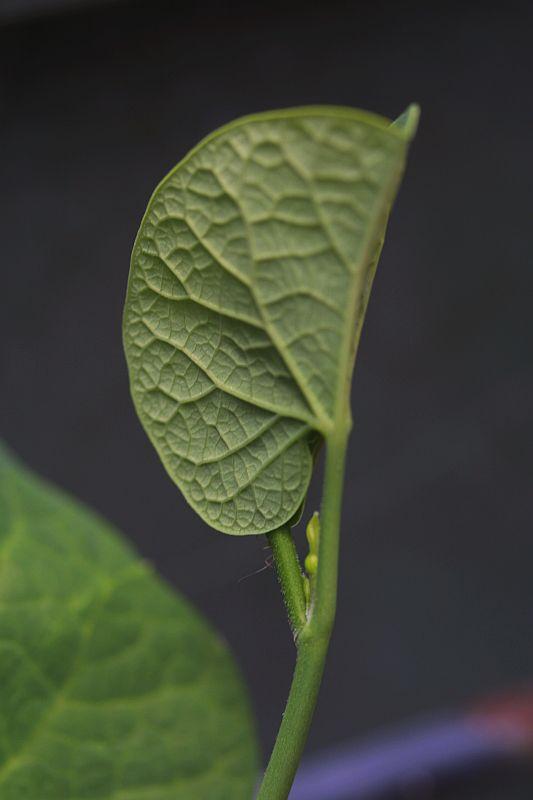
left=124, top=106, right=418, bottom=534
left=0, top=444, right=258, bottom=799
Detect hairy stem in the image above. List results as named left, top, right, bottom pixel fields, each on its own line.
left=267, top=526, right=307, bottom=637
left=257, top=429, right=349, bottom=799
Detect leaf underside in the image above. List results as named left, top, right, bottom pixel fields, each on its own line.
left=124, top=106, right=417, bottom=535
left=0, top=445, right=258, bottom=799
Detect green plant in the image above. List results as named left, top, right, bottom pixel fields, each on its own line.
left=123, top=104, right=418, bottom=797
left=0, top=104, right=418, bottom=800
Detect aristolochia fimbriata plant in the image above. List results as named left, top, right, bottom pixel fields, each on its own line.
left=123, top=105, right=419, bottom=798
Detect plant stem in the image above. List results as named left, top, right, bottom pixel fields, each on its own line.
left=266, top=526, right=307, bottom=638
left=256, top=635, right=328, bottom=799
left=308, top=427, right=349, bottom=641
left=257, top=429, right=349, bottom=799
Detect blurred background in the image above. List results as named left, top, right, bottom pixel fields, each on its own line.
left=1, top=0, right=532, bottom=796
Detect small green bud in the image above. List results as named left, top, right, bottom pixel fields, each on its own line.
left=306, top=512, right=320, bottom=553
left=305, top=553, right=318, bottom=576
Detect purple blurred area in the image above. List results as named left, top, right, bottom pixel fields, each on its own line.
left=290, top=691, right=533, bottom=798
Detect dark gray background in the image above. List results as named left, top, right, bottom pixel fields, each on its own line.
left=1, top=0, right=532, bottom=777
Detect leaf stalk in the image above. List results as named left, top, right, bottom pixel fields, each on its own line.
left=266, top=526, right=307, bottom=638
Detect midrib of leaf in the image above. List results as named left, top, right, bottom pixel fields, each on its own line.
left=191, top=127, right=400, bottom=439
left=266, top=139, right=368, bottom=434
left=331, top=150, right=404, bottom=431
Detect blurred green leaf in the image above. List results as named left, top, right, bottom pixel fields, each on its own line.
left=0, top=444, right=258, bottom=799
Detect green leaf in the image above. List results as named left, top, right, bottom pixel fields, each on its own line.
left=124, top=105, right=418, bottom=535
left=0, top=444, right=258, bottom=799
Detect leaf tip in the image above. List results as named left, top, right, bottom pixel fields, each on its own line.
left=391, top=103, right=420, bottom=141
